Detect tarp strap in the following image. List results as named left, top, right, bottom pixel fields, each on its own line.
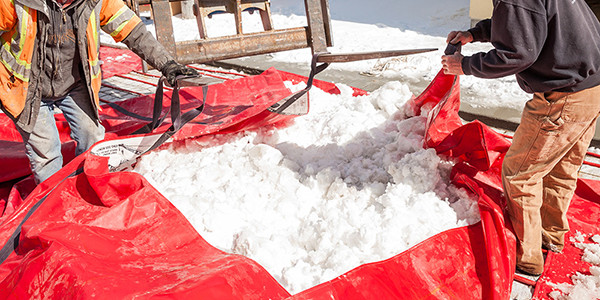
left=132, top=75, right=206, bottom=136
left=134, top=76, right=207, bottom=155
left=105, top=102, right=153, bottom=122
left=273, top=52, right=329, bottom=114
left=0, top=168, right=83, bottom=265
left=132, top=78, right=169, bottom=134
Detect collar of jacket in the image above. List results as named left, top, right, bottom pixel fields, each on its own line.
left=15, top=0, right=102, bottom=19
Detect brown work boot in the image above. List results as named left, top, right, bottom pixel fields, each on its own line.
left=516, top=264, right=543, bottom=277
left=542, top=231, right=564, bottom=253
left=516, top=242, right=545, bottom=277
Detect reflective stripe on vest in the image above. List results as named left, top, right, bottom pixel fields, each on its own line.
left=0, top=5, right=33, bottom=82
left=101, top=6, right=137, bottom=39
left=88, top=11, right=101, bottom=80
left=86, top=7, right=101, bottom=106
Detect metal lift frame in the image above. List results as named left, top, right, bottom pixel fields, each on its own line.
left=128, top=0, right=333, bottom=64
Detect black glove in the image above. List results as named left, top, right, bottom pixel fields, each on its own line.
left=160, top=60, right=199, bottom=86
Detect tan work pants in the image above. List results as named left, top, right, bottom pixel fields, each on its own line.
left=502, top=84, right=600, bottom=274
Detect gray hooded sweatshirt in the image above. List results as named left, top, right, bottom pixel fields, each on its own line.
left=462, top=0, right=600, bottom=93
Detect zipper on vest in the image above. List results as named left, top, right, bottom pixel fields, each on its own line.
left=51, top=6, right=65, bottom=86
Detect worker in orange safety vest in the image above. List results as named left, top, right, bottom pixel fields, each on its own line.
left=0, top=0, right=197, bottom=183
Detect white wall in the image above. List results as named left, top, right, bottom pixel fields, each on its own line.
left=270, top=0, right=471, bottom=36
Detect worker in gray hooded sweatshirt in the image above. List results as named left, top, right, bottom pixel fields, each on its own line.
left=441, top=0, right=600, bottom=276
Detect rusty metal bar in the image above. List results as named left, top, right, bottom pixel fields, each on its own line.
left=320, top=0, right=332, bottom=47
left=193, top=0, right=208, bottom=38
left=304, top=0, right=328, bottom=54
left=316, top=48, right=438, bottom=63
left=174, top=27, right=310, bottom=64
left=132, top=0, right=333, bottom=62
left=151, top=0, right=177, bottom=57
left=258, top=1, right=273, bottom=31
left=234, top=0, right=243, bottom=34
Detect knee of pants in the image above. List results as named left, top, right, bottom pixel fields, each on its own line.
left=23, top=140, right=63, bottom=184
left=75, top=123, right=105, bottom=154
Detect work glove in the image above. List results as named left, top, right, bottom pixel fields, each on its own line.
left=161, top=60, right=199, bottom=86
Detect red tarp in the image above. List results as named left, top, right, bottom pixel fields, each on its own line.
left=0, top=67, right=599, bottom=299
left=532, top=178, right=600, bottom=298
left=99, top=47, right=142, bottom=79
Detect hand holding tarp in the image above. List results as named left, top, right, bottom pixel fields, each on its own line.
left=161, top=60, right=199, bottom=86
left=446, top=30, right=473, bottom=46
left=441, top=54, right=464, bottom=75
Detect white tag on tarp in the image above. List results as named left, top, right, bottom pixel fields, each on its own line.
left=90, top=134, right=165, bottom=172
left=268, top=91, right=309, bottom=116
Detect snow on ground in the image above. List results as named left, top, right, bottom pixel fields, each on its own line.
left=99, top=1, right=600, bottom=298
left=548, top=232, right=600, bottom=300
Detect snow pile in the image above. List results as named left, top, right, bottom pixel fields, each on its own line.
left=133, top=81, right=480, bottom=293
left=548, top=232, right=600, bottom=300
